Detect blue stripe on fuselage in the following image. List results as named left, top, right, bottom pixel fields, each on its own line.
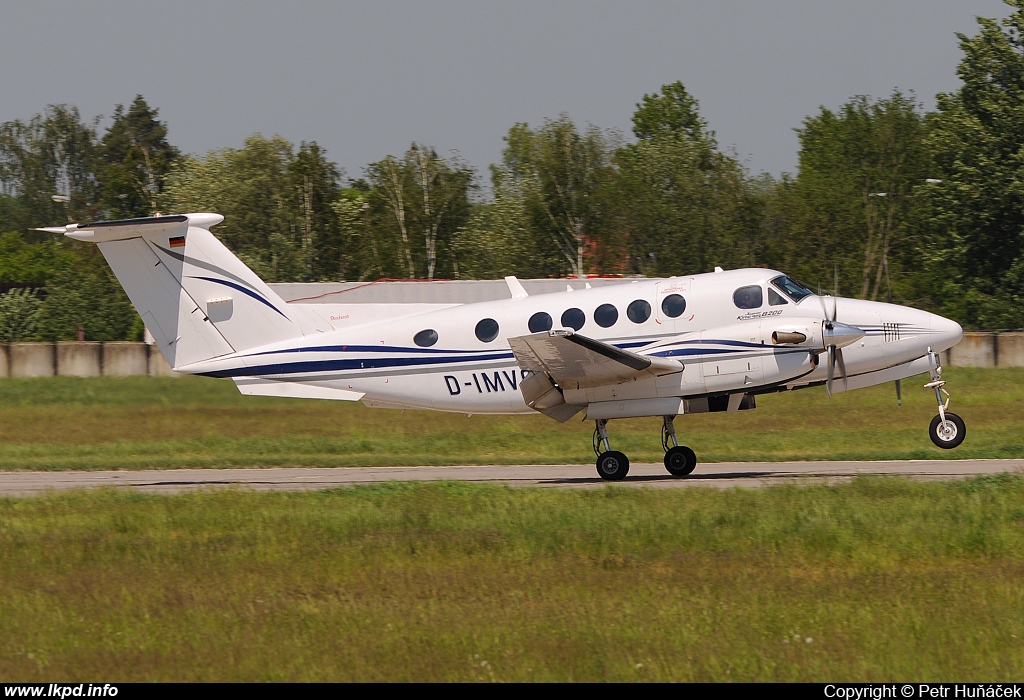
left=200, top=337, right=753, bottom=379
left=198, top=351, right=517, bottom=378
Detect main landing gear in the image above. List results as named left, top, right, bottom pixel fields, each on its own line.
left=594, top=420, right=629, bottom=480
left=593, top=416, right=699, bottom=481
left=662, top=416, right=697, bottom=476
left=925, top=348, right=966, bottom=449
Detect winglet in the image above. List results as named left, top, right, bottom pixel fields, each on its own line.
left=33, top=226, right=69, bottom=235
left=505, top=276, right=529, bottom=300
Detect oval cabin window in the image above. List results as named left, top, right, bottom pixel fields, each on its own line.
left=528, top=312, right=552, bottom=333
left=594, top=303, right=619, bottom=328
left=413, top=329, right=438, bottom=347
left=661, top=294, right=686, bottom=318
left=627, top=299, right=651, bottom=323
left=475, top=318, right=500, bottom=343
left=560, top=308, right=586, bottom=331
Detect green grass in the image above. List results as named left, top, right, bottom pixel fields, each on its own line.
left=0, top=367, right=1021, bottom=470
left=2, top=478, right=1024, bottom=681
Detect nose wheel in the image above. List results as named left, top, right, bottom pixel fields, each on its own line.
left=929, top=413, right=965, bottom=448
left=662, top=416, right=697, bottom=476
left=925, top=349, right=966, bottom=449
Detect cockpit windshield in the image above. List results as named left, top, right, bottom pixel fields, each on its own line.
left=770, top=275, right=813, bottom=303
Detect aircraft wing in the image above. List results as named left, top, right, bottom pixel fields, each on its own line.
left=508, top=330, right=682, bottom=389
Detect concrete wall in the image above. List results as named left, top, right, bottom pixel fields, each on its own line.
left=998, top=332, right=1024, bottom=368
left=947, top=333, right=997, bottom=368
left=148, top=345, right=179, bottom=377
left=0, top=342, right=180, bottom=377
left=56, top=342, right=102, bottom=377
left=9, top=342, right=55, bottom=377
left=102, top=342, right=149, bottom=376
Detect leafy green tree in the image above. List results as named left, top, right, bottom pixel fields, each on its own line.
left=0, top=193, right=29, bottom=234
left=285, top=141, right=341, bottom=281
left=632, top=80, right=711, bottom=143
left=161, top=135, right=297, bottom=280
left=0, top=230, right=82, bottom=287
left=767, top=92, right=928, bottom=298
left=162, top=135, right=344, bottom=282
left=613, top=82, right=749, bottom=277
left=365, top=144, right=475, bottom=279
left=34, top=261, right=136, bottom=342
left=917, top=0, right=1024, bottom=327
left=498, top=116, right=615, bottom=277
left=331, top=190, right=379, bottom=281
left=98, top=95, right=179, bottom=219
left=0, top=104, right=99, bottom=228
left=0, top=288, right=41, bottom=342
left=452, top=175, right=538, bottom=278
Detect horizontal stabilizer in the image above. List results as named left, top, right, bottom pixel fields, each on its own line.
left=233, top=378, right=364, bottom=401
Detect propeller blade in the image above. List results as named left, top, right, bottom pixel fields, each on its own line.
left=895, top=379, right=902, bottom=407
left=819, top=294, right=838, bottom=329
left=836, top=347, right=848, bottom=391
left=826, top=345, right=835, bottom=397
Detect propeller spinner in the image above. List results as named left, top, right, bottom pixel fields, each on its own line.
left=819, top=295, right=864, bottom=396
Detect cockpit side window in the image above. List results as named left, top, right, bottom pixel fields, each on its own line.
left=770, top=275, right=813, bottom=303
left=733, top=285, right=763, bottom=310
left=768, top=288, right=788, bottom=306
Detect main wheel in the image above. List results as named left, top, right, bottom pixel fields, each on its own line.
left=929, top=412, right=966, bottom=449
left=664, top=445, right=697, bottom=476
left=596, top=451, right=630, bottom=481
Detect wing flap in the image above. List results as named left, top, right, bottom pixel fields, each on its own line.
left=509, top=330, right=681, bottom=389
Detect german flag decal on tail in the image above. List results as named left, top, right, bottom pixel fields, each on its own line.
left=169, top=236, right=186, bottom=248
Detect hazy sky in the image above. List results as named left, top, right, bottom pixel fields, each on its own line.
left=0, top=1, right=1013, bottom=185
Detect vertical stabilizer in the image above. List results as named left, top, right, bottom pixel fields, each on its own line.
left=59, top=213, right=303, bottom=369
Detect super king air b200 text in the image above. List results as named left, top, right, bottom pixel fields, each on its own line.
left=38, top=213, right=967, bottom=481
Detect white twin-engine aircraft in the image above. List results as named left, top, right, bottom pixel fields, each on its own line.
left=42, top=213, right=966, bottom=481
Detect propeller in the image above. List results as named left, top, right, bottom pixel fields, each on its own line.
left=819, top=294, right=862, bottom=397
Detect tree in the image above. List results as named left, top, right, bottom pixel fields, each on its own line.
left=772, top=92, right=928, bottom=298
left=161, top=135, right=344, bottom=282
left=917, top=0, right=1024, bottom=327
left=0, top=288, right=41, bottom=342
left=34, top=261, right=137, bottom=342
left=612, top=81, right=749, bottom=277
left=365, top=145, right=475, bottom=279
left=451, top=174, right=538, bottom=279
left=632, top=80, right=711, bottom=143
left=285, top=141, right=341, bottom=281
left=0, top=104, right=99, bottom=228
left=98, top=96, right=179, bottom=219
left=498, top=116, right=615, bottom=277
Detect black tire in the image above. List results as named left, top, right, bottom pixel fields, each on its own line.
left=596, top=451, right=630, bottom=481
left=929, top=412, right=966, bottom=449
left=664, top=445, right=697, bottom=476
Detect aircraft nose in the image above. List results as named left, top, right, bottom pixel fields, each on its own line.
left=930, top=313, right=963, bottom=352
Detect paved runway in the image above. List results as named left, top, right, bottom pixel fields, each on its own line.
left=0, top=459, right=1022, bottom=496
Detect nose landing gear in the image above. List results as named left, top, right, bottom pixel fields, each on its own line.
left=925, top=348, right=966, bottom=449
